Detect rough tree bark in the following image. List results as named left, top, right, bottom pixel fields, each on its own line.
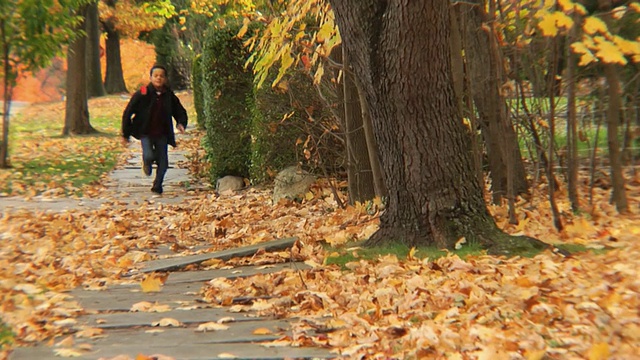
left=63, top=5, right=95, bottom=136
left=102, top=0, right=128, bottom=94
left=458, top=0, right=529, bottom=204
left=566, top=14, right=579, bottom=212
left=328, top=0, right=548, bottom=255
left=343, top=47, right=376, bottom=203
left=86, top=1, right=106, bottom=98
left=599, top=0, right=629, bottom=213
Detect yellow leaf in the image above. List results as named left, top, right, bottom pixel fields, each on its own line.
left=196, top=322, right=230, bottom=332
left=217, top=353, right=238, bottom=359
left=252, top=327, right=272, bottom=335
left=631, top=2, right=640, bottom=12
left=454, top=237, right=467, bottom=250
left=587, top=342, right=610, bottom=360
left=572, top=42, right=597, bottom=65
left=552, top=11, right=574, bottom=30
left=613, top=35, right=640, bottom=56
left=131, top=301, right=153, bottom=312
left=313, top=63, right=325, bottom=84
left=140, top=273, right=164, bottom=293
left=74, top=327, right=104, bottom=339
left=53, top=348, right=85, bottom=357
left=594, top=36, right=628, bottom=64
left=525, top=350, right=546, bottom=360
left=236, top=17, right=251, bottom=38
left=583, top=17, right=608, bottom=35
left=537, top=11, right=559, bottom=37
left=151, top=318, right=181, bottom=327
left=55, top=335, right=74, bottom=348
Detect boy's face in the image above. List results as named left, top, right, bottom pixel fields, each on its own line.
left=150, top=68, right=167, bottom=89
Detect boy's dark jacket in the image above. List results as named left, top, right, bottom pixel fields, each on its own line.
left=121, top=83, right=188, bottom=147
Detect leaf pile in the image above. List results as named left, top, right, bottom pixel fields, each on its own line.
left=1, top=96, right=639, bottom=360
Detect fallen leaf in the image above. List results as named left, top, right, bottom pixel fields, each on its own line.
left=151, top=318, right=181, bottom=327
left=217, top=353, right=238, bottom=359
left=140, top=273, right=164, bottom=293
left=252, top=327, right=272, bottom=335
left=195, top=322, right=229, bottom=332
left=53, top=348, right=86, bottom=357
left=587, top=342, right=610, bottom=360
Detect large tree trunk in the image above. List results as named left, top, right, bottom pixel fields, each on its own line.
left=459, top=0, right=529, bottom=204
left=103, top=1, right=128, bottom=94
left=328, top=0, right=547, bottom=254
left=86, top=1, right=106, bottom=98
left=63, top=6, right=95, bottom=136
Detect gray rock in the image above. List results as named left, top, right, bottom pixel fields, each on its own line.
left=272, top=166, right=315, bottom=203
left=216, top=175, right=246, bottom=193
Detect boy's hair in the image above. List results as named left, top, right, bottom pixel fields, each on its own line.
left=150, top=64, right=168, bottom=77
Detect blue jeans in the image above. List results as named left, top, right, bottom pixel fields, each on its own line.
left=141, top=136, right=169, bottom=189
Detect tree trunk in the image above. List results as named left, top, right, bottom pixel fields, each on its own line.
left=0, top=20, right=12, bottom=168
left=103, top=1, right=128, bottom=94
left=459, top=0, right=528, bottom=204
left=328, top=0, right=547, bottom=255
left=343, top=47, right=376, bottom=203
left=599, top=0, right=629, bottom=213
left=63, top=6, right=95, bottom=136
left=566, top=15, right=579, bottom=212
left=603, top=63, right=629, bottom=212
left=86, top=1, right=106, bottom=98
left=356, top=78, right=386, bottom=198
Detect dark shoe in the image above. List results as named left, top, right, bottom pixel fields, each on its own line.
left=151, top=186, right=163, bottom=194
left=142, top=162, right=152, bottom=177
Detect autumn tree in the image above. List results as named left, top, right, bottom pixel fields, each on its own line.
left=99, top=0, right=174, bottom=93
left=327, top=0, right=546, bottom=253
left=86, top=1, right=106, bottom=98
left=0, top=0, right=86, bottom=168
left=64, top=4, right=95, bottom=135
left=455, top=0, right=529, bottom=207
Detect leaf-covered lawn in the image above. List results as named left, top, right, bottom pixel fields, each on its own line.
left=0, top=96, right=638, bottom=359
left=0, top=97, right=128, bottom=197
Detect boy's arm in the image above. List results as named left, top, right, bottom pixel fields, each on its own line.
left=121, top=92, right=142, bottom=140
left=172, top=94, right=188, bottom=130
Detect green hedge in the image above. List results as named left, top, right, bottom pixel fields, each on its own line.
left=200, top=24, right=253, bottom=180
left=249, top=72, right=311, bottom=184
left=191, top=54, right=205, bottom=130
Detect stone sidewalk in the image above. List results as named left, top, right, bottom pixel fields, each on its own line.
left=5, top=139, right=333, bottom=359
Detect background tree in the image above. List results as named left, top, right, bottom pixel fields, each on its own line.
left=64, top=4, right=95, bottom=135
left=86, top=0, right=106, bottom=98
left=99, top=0, right=174, bottom=93
left=327, top=0, right=546, bottom=253
left=0, top=0, right=86, bottom=168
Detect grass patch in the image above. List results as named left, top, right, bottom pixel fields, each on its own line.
left=0, top=98, right=125, bottom=197
left=324, top=242, right=485, bottom=269
left=555, top=243, right=609, bottom=255
left=0, top=321, right=13, bottom=348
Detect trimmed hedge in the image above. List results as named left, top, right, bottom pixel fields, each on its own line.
left=191, top=54, right=205, bottom=130
left=200, top=24, right=253, bottom=180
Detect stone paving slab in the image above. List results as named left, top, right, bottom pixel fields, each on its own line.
left=80, top=308, right=262, bottom=329
left=167, top=262, right=310, bottom=284
left=10, top=342, right=333, bottom=360
left=127, top=238, right=299, bottom=275
left=71, top=282, right=205, bottom=312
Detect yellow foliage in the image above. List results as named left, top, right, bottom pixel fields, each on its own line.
left=583, top=16, right=608, bottom=35
left=613, top=35, right=640, bottom=62
left=594, top=36, right=628, bottom=64
left=537, top=11, right=574, bottom=37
